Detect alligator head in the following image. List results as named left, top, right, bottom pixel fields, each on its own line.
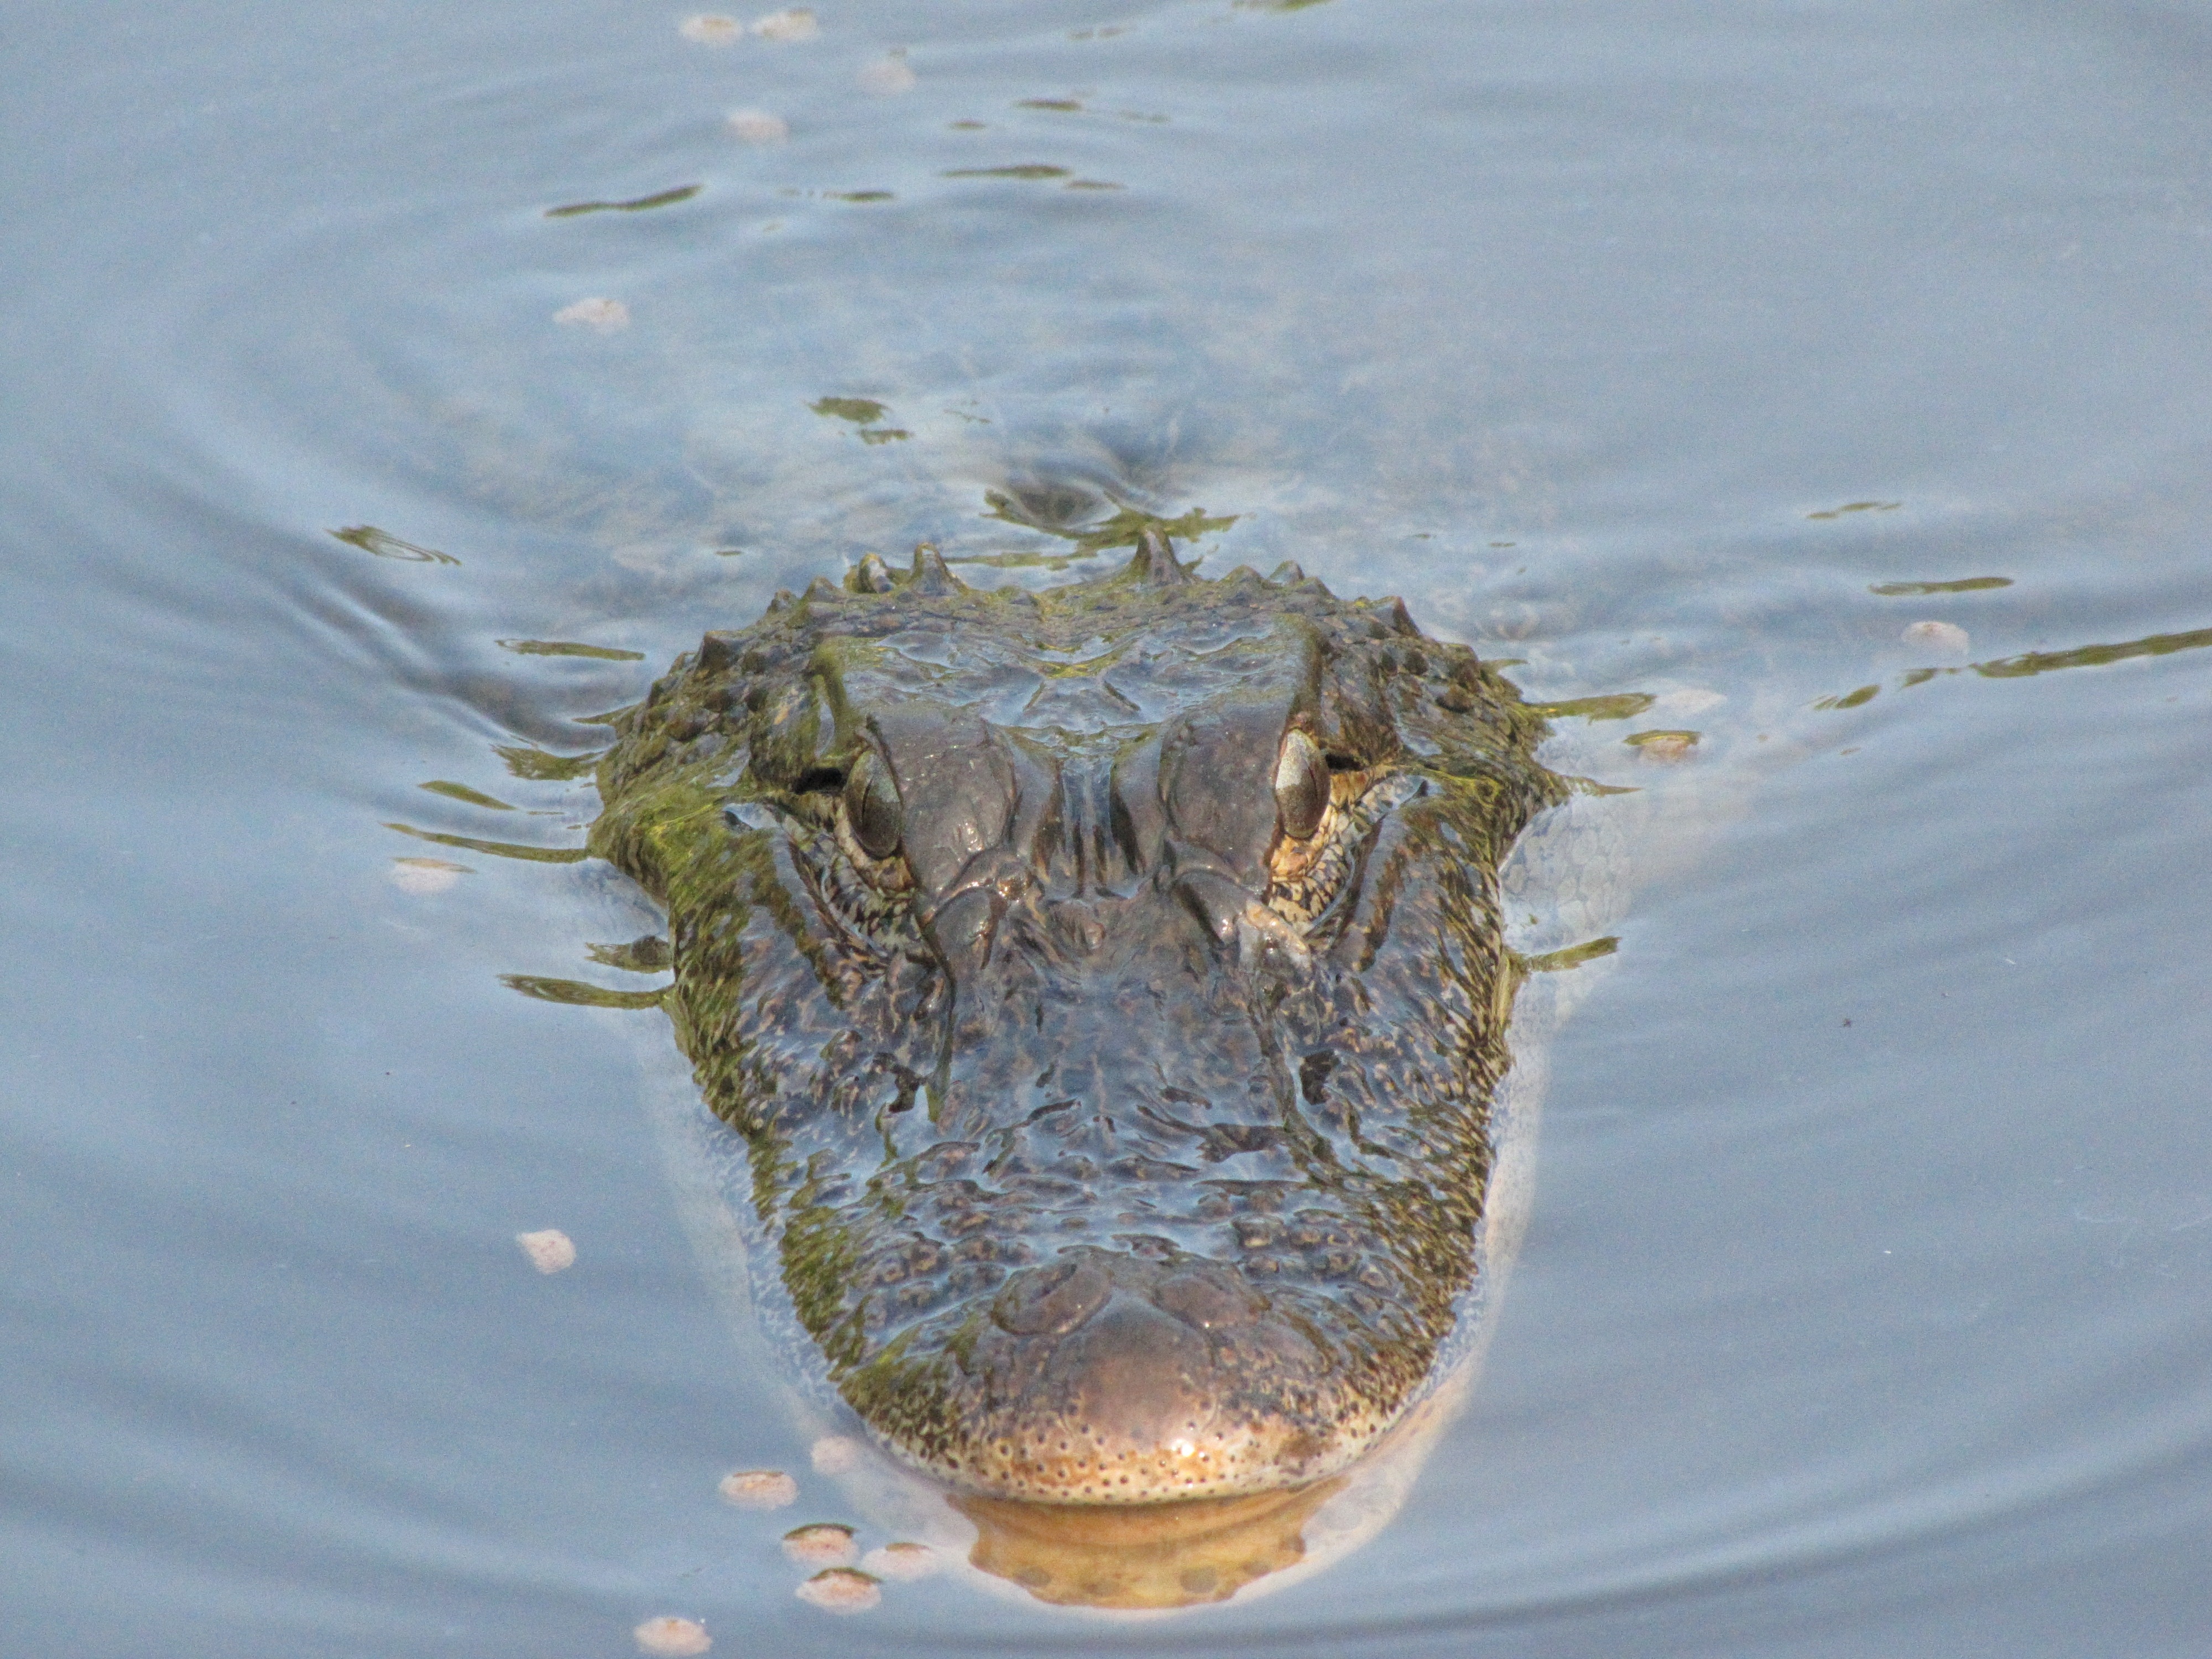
left=591, top=531, right=1563, bottom=1503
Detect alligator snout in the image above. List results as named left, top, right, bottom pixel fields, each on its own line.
left=937, top=1254, right=1349, bottom=1501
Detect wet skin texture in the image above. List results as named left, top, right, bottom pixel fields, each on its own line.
left=591, top=534, right=1563, bottom=1503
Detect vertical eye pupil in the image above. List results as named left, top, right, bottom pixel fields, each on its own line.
left=845, top=750, right=904, bottom=859
left=1274, top=729, right=1328, bottom=841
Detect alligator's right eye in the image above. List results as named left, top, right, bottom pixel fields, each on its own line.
left=843, top=749, right=904, bottom=860
left=1274, top=729, right=1328, bottom=841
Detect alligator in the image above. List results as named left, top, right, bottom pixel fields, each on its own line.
left=589, top=529, right=1566, bottom=1506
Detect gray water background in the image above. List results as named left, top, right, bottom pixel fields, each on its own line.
left=6, top=0, right=2212, bottom=1652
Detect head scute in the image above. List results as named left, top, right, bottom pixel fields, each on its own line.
left=909, top=543, right=964, bottom=596
left=1125, top=526, right=1190, bottom=587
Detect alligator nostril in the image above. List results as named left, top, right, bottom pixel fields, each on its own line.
left=992, top=1261, right=1113, bottom=1336
left=1154, top=1267, right=1266, bottom=1330
left=1051, top=900, right=1107, bottom=954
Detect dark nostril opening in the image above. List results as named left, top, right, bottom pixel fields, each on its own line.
left=1050, top=900, right=1107, bottom=955
left=992, top=1261, right=1113, bottom=1336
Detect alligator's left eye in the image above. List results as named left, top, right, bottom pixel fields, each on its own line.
left=833, top=749, right=915, bottom=895
left=843, top=749, right=904, bottom=859
left=1263, top=734, right=1392, bottom=933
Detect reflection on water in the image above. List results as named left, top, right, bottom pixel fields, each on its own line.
left=11, top=0, right=2212, bottom=1651
left=957, top=1481, right=1344, bottom=1609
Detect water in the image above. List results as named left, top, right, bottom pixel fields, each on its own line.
left=6, top=0, right=2212, bottom=1651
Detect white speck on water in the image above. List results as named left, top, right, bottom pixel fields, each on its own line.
left=858, top=55, right=916, bottom=95
left=389, top=857, right=466, bottom=894
left=554, top=297, right=630, bottom=333
left=795, top=1568, right=881, bottom=1613
left=810, top=1434, right=862, bottom=1474
left=679, top=14, right=744, bottom=44
left=1902, top=619, right=1970, bottom=654
left=753, top=8, right=817, bottom=41
left=515, top=1229, right=576, bottom=1274
left=726, top=108, right=789, bottom=144
left=718, top=1468, right=799, bottom=1509
left=782, top=1523, right=858, bottom=1567
left=633, top=1615, right=711, bottom=1655
left=860, top=1541, right=941, bottom=1580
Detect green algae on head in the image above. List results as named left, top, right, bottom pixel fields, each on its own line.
left=591, top=532, right=1564, bottom=1504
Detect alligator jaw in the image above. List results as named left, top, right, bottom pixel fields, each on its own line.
left=854, top=1252, right=1395, bottom=1504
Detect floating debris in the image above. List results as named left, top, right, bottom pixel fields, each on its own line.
left=1519, top=936, right=1620, bottom=974
left=545, top=185, right=700, bottom=218
left=678, top=14, right=743, bottom=44
left=726, top=108, right=789, bottom=144
left=1018, top=97, right=1082, bottom=111
left=753, top=8, right=817, bottom=40
left=331, top=524, right=458, bottom=565
left=782, top=1524, right=858, bottom=1567
left=419, top=780, right=514, bottom=810
left=389, top=857, right=467, bottom=894
left=633, top=1615, right=711, bottom=1655
left=1534, top=692, right=1655, bottom=722
left=1871, top=576, right=2011, bottom=595
left=1974, top=624, right=2212, bottom=679
left=385, top=823, right=587, bottom=864
left=1813, top=685, right=1880, bottom=711
left=554, top=297, right=630, bottom=333
left=719, top=1469, right=799, bottom=1509
left=587, top=935, right=672, bottom=973
left=515, top=1229, right=576, bottom=1274
left=1807, top=500, right=1900, bottom=520
left=1066, top=179, right=1124, bottom=190
left=943, top=164, right=1070, bottom=180
left=499, top=975, right=666, bottom=1010
left=825, top=190, right=894, bottom=203
left=1625, top=729, right=1699, bottom=761
left=495, top=638, right=643, bottom=661
left=809, top=1434, right=863, bottom=1474
left=493, top=744, right=603, bottom=782
left=860, top=1541, right=941, bottom=1580
left=858, top=55, right=916, bottom=94
left=810, top=396, right=905, bottom=437
left=795, top=1568, right=881, bottom=1613
left=1902, top=619, right=1971, bottom=654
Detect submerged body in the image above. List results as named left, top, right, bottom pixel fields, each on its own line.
left=592, top=533, right=1563, bottom=1504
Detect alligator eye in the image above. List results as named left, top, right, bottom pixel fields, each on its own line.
left=843, top=749, right=904, bottom=860
left=1274, top=729, right=1328, bottom=842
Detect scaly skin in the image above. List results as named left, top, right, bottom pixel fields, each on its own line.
left=590, top=533, right=1564, bottom=1503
